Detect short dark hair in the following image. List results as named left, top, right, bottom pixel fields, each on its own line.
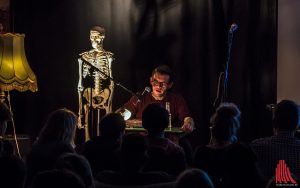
left=273, top=100, right=299, bottom=131
left=152, top=65, right=174, bottom=83
left=100, top=113, right=125, bottom=139
left=55, top=153, right=94, bottom=188
left=175, top=168, right=214, bottom=188
left=142, top=103, right=169, bottom=135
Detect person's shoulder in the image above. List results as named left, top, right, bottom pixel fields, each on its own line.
left=165, top=138, right=185, bottom=153
left=250, top=136, right=273, bottom=146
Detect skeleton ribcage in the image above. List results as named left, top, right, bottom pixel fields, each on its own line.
left=81, top=53, right=113, bottom=109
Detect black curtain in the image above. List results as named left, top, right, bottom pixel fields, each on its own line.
left=12, top=0, right=277, bottom=144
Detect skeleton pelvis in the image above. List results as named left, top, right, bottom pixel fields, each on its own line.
left=83, top=88, right=110, bottom=108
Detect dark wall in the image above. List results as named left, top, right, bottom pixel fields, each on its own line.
left=11, top=0, right=277, bottom=144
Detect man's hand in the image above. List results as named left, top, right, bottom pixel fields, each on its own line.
left=181, top=117, right=195, bottom=133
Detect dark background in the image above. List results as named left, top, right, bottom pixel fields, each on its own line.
left=8, top=0, right=276, bottom=145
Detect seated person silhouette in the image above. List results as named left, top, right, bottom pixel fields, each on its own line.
left=142, top=103, right=187, bottom=177
left=96, top=133, right=172, bottom=186
left=25, top=108, right=77, bottom=186
left=55, top=153, right=95, bottom=188
left=81, top=113, right=125, bottom=176
left=193, top=102, right=265, bottom=188
left=251, top=99, right=300, bottom=180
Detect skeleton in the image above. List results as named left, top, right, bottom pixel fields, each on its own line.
left=77, top=26, right=114, bottom=141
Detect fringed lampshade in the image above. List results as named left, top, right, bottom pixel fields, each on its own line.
left=0, top=33, right=37, bottom=92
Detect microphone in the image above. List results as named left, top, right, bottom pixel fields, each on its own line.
left=229, top=23, right=238, bottom=33
left=133, top=86, right=151, bottom=105
left=140, top=86, right=151, bottom=97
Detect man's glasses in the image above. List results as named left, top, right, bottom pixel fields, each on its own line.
left=151, top=79, right=168, bottom=88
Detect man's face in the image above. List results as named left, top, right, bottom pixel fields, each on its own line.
left=150, top=73, right=173, bottom=98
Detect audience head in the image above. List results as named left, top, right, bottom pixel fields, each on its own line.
left=210, top=102, right=241, bottom=143
left=38, top=108, right=77, bottom=145
left=142, top=103, right=169, bottom=136
left=56, top=153, right=94, bottom=188
left=31, top=169, right=85, bottom=188
left=100, top=113, right=126, bottom=140
left=273, top=99, right=299, bottom=131
left=175, top=168, right=214, bottom=188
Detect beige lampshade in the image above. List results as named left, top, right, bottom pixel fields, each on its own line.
left=0, top=33, right=37, bottom=92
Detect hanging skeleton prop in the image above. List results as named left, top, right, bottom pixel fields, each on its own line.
left=77, top=26, right=114, bottom=141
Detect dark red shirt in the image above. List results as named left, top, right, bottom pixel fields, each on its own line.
left=123, top=92, right=191, bottom=127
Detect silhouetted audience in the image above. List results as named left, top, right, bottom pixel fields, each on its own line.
left=96, top=133, right=172, bottom=186
left=21, top=99, right=300, bottom=187
left=0, top=155, right=26, bottom=188
left=142, top=103, right=187, bottom=177
left=55, top=153, right=95, bottom=188
left=174, top=168, right=214, bottom=188
left=31, top=169, right=86, bottom=188
left=193, top=102, right=265, bottom=188
left=251, top=99, right=300, bottom=180
left=81, top=113, right=125, bottom=176
left=25, top=108, right=77, bottom=186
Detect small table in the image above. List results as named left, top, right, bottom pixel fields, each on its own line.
left=125, top=127, right=184, bottom=134
left=125, top=126, right=185, bottom=143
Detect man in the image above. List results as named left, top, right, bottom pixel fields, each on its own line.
left=142, top=103, right=187, bottom=177
left=122, top=65, right=194, bottom=133
left=81, top=113, right=125, bottom=176
left=250, top=99, right=300, bottom=180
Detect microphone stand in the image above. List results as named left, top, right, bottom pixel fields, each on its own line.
left=83, top=61, right=139, bottom=102
left=213, top=27, right=237, bottom=109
